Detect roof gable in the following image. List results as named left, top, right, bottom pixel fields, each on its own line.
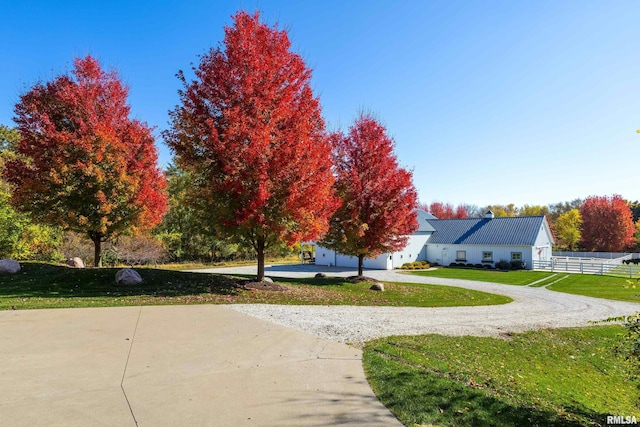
left=415, top=209, right=436, bottom=232
left=425, top=216, right=548, bottom=246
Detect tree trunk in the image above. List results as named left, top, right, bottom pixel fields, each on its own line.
left=358, top=254, right=364, bottom=277
left=256, top=237, right=265, bottom=282
left=90, top=233, right=103, bottom=267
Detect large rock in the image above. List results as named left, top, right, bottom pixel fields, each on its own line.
left=115, top=268, right=143, bottom=285
left=0, top=259, right=20, bottom=274
left=66, top=257, right=85, bottom=268
left=369, top=282, right=384, bottom=291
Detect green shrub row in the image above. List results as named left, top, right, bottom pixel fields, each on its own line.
left=448, top=260, right=526, bottom=270
left=400, top=260, right=431, bottom=270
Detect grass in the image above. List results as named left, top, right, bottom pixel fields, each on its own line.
left=364, top=326, right=638, bottom=427
left=159, top=254, right=302, bottom=271
left=408, top=268, right=555, bottom=285
left=409, top=267, right=640, bottom=303
left=547, top=274, right=640, bottom=303
left=601, top=264, right=640, bottom=280
left=0, top=262, right=511, bottom=310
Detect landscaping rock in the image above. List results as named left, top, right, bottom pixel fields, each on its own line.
left=115, top=268, right=143, bottom=285
left=369, top=282, right=384, bottom=291
left=66, top=257, right=85, bottom=268
left=315, top=273, right=326, bottom=278
left=0, top=259, right=20, bottom=274
left=262, top=277, right=274, bottom=283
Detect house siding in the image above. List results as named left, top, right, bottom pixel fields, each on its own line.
left=391, top=232, right=430, bottom=268
left=426, top=244, right=535, bottom=269
left=533, top=222, right=553, bottom=262
left=315, top=245, right=336, bottom=267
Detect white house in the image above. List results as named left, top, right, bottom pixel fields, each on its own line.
left=314, top=210, right=554, bottom=270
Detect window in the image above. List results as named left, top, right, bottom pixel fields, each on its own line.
left=482, top=251, right=493, bottom=262
left=456, top=250, right=466, bottom=261
left=511, top=252, right=522, bottom=261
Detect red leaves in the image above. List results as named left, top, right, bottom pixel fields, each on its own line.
left=165, top=11, right=338, bottom=251
left=580, top=195, right=635, bottom=252
left=420, top=202, right=469, bottom=219
left=321, top=114, right=418, bottom=259
left=6, top=55, right=167, bottom=246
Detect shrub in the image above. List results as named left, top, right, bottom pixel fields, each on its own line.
left=60, top=231, right=96, bottom=264
left=465, top=263, right=474, bottom=268
left=474, top=263, right=483, bottom=269
left=495, top=260, right=511, bottom=270
left=100, top=247, right=120, bottom=267
left=449, top=262, right=458, bottom=267
left=483, top=264, right=493, bottom=269
left=111, top=234, right=167, bottom=266
left=401, top=262, right=413, bottom=270
left=510, top=260, right=526, bottom=270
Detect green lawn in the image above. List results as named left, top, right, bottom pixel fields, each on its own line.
left=547, top=274, right=640, bottom=303
left=364, top=326, right=637, bottom=427
left=409, top=268, right=640, bottom=303
left=408, top=268, right=555, bottom=285
left=0, top=262, right=511, bottom=310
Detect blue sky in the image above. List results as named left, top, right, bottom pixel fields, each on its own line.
left=2, top=1, right=639, bottom=207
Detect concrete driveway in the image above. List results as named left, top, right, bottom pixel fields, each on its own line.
left=4, top=263, right=639, bottom=426
left=0, top=305, right=401, bottom=427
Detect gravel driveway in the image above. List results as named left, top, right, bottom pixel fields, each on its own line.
left=189, top=265, right=640, bottom=345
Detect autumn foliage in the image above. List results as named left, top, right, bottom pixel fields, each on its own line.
left=420, top=202, right=468, bottom=219
left=320, top=114, right=418, bottom=276
left=165, top=11, right=338, bottom=280
left=580, top=195, right=635, bottom=252
left=5, top=56, right=167, bottom=266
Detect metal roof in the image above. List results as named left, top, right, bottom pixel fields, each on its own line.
left=425, top=216, right=548, bottom=245
left=416, top=209, right=436, bottom=232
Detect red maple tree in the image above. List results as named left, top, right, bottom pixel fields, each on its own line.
left=6, top=56, right=167, bottom=266
left=164, top=11, right=339, bottom=280
left=320, top=114, right=418, bottom=276
left=420, top=202, right=468, bottom=219
left=580, top=195, right=635, bottom=252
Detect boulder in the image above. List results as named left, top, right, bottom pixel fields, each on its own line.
left=115, top=268, right=143, bottom=286
left=369, top=282, right=384, bottom=291
left=262, top=277, right=274, bottom=283
left=315, top=273, right=326, bottom=278
left=0, top=259, right=20, bottom=274
left=66, top=257, right=85, bottom=268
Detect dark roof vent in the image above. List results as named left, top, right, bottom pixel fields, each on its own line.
left=485, top=210, right=495, bottom=219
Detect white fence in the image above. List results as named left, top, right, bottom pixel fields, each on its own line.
left=534, top=258, right=640, bottom=278
left=552, top=251, right=637, bottom=260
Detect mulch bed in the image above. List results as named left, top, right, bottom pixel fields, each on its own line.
left=235, top=280, right=288, bottom=292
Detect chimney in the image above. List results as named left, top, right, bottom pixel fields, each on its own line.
left=485, top=210, right=494, bottom=219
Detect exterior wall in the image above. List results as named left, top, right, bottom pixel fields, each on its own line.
left=533, top=224, right=553, bottom=262
left=315, top=245, right=336, bottom=267
left=390, top=233, right=430, bottom=268
left=426, top=244, right=535, bottom=269
left=313, top=232, right=429, bottom=270
left=335, top=253, right=390, bottom=270
left=314, top=245, right=390, bottom=269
